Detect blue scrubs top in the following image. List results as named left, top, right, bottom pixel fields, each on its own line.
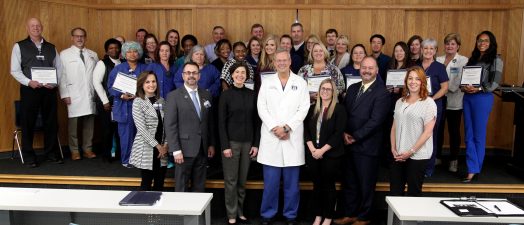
left=107, top=62, right=148, bottom=123
left=173, top=64, right=221, bottom=97
left=146, top=62, right=177, bottom=98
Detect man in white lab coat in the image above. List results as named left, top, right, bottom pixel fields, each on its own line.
left=257, top=48, right=310, bottom=225
left=59, top=27, right=99, bottom=160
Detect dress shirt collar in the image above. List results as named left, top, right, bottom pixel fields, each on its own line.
left=184, top=84, right=198, bottom=93
left=293, top=41, right=304, bottom=51
left=361, top=78, right=376, bottom=92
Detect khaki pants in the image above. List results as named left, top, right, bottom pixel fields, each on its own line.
left=68, top=115, right=94, bottom=152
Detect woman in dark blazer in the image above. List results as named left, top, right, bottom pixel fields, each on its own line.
left=218, top=61, right=260, bottom=224
left=304, top=78, right=347, bottom=225
left=130, top=71, right=168, bottom=191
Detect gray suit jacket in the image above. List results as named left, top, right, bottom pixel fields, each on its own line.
left=165, top=86, right=215, bottom=157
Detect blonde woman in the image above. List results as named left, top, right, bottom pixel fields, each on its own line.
left=304, top=78, right=347, bottom=225
left=330, top=35, right=351, bottom=69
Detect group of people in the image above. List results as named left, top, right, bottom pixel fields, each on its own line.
left=11, top=17, right=503, bottom=225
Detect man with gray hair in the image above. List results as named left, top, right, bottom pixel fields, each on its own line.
left=10, top=18, right=63, bottom=167
left=59, top=27, right=99, bottom=160
left=257, top=48, right=310, bottom=225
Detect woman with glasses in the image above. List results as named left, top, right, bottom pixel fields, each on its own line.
left=304, top=78, right=347, bottom=225
left=461, top=31, right=503, bottom=183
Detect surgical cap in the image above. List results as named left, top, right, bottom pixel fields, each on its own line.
left=121, top=41, right=143, bottom=59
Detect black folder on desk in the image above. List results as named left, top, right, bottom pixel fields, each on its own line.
left=441, top=199, right=524, bottom=217
left=119, top=191, right=162, bottom=206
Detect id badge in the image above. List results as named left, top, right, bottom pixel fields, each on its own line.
left=450, top=67, right=459, bottom=76
left=36, top=55, right=45, bottom=61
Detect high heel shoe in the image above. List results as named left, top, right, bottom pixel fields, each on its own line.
left=462, top=173, right=479, bottom=183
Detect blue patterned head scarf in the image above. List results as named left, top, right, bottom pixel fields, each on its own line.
left=121, top=41, right=143, bottom=59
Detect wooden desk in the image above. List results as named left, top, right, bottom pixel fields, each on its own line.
left=0, top=187, right=212, bottom=225
left=386, top=196, right=524, bottom=225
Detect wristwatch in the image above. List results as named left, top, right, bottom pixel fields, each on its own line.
left=283, top=126, right=290, bottom=133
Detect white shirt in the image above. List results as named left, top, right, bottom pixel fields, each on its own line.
left=204, top=43, right=217, bottom=62
left=92, top=57, right=121, bottom=104
left=436, top=53, right=468, bottom=110
left=393, top=98, right=437, bottom=160
left=10, top=38, right=62, bottom=86
left=293, top=41, right=304, bottom=51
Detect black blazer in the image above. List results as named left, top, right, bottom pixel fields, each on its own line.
left=304, top=104, right=347, bottom=158
left=164, top=87, right=215, bottom=157
left=344, top=79, right=390, bottom=156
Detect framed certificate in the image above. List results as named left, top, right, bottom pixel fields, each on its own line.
left=307, top=75, right=330, bottom=92
left=460, top=66, right=483, bottom=87
left=31, top=67, right=57, bottom=84
left=260, top=71, right=274, bottom=84
left=112, top=72, right=137, bottom=95
left=345, top=74, right=362, bottom=89
left=244, top=79, right=254, bottom=90
left=386, top=69, right=407, bottom=87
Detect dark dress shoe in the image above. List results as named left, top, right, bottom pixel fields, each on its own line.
left=260, top=218, right=272, bottom=225
left=46, top=157, right=64, bottom=164
left=237, top=217, right=250, bottom=224
left=25, top=162, right=38, bottom=168
left=462, top=174, right=478, bottom=183
left=286, top=219, right=298, bottom=225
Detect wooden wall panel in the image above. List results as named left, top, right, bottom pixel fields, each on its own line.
left=1, top=0, right=524, bottom=152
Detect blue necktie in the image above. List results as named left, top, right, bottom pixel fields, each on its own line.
left=190, top=90, right=201, bottom=119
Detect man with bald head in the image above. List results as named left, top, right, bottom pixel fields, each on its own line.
left=10, top=18, right=63, bottom=167
left=335, top=56, right=390, bottom=225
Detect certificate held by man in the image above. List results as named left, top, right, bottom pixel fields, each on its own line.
left=112, top=72, right=137, bottom=95
left=31, top=67, right=57, bottom=85
left=460, top=66, right=483, bottom=87
left=307, top=75, right=331, bottom=92
left=386, top=69, right=407, bottom=87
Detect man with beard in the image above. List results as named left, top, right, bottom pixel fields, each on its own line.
left=335, top=57, right=390, bottom=225
left=93, top=38, right=122, bottom=161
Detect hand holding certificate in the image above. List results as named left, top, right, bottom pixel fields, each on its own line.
left=112, top=72, right=137, bottom=95
left=460, top=66, right=483, bottom=87
left=386, top=70, right=407, bottom=87
left=307, top=75, right=330, bottom=92
left=31, top=67, right=57, bottom=85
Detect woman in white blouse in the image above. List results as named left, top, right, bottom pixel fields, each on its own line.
left=436, top=33, right=468, bottom=173
left=390, top=66, right=436, bottom=196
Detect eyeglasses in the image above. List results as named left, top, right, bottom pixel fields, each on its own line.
left=183, top=71, right=199, bottom=76
left=477, top=39, right=490, bottom=44
left=320, top=87, right=333, bottom=92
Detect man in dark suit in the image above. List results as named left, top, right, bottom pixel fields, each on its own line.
left=290, top=22, right=305, bottom=72
left=334, top=57, right=390, bottom=225
left=165, top=62, right=215, bottom=192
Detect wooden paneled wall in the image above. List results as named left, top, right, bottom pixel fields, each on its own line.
left=1, top=0, right=524, bottom=152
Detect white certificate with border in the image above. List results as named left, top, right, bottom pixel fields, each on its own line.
left=345, top=74, right=362, bottom=89
left=112, top=72, right=137, bottom=95
left=31, top=67, right=57, bottom=84
left=386, top=69, right=407, bottom=87
left=244, top=79, right=254, bottom=90
left=427, top=76, right=432, bottom=95
left=260, top=71, right=275, bottom=84
left=460, top=66, right=483, bottom=87
left=307, top=75, right=331, bottom=92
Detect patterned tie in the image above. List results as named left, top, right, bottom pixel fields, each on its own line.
left=356, top=85, right=365, bottom=100
left=190, top=90, right=201, bottom=119
left=80, top=49, right=85, bottom=64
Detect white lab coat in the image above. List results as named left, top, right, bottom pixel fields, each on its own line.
left=59, top=46, right=98, bottom=118
left=257, top=72, right=310, bottom=167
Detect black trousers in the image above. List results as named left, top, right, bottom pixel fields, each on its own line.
left=95, top=100, right=120, bottom=159
left=389, top=158, right=429, bottom=196
left=342, top=152, right=379, bottom=220
left=436, top=97, right=447, bottom=159
left=20, top=86, right=60, bottom=163
left=446, top=109, right=463, bottom=161
left=140, top=147, right=167, bottom=191
left=307, top=155, right=341, bottom=219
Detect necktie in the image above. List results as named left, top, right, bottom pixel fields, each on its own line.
left=190, top=90, right=201, bottom=119
left=80, top=49, right=85, bottom=64
left=356, top=85, right=364, bottom=100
